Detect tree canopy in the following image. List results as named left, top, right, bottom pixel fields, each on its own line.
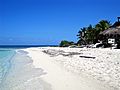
left=59, top=20, right=111, bottom=47
left=77, top=20, right=111, bottom=45
left=59, top=40, right=75, bottom=47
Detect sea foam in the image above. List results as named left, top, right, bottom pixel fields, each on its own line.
left=0, top=49, right=15, bottom=85
left=0, top=49, right=51, bottom=90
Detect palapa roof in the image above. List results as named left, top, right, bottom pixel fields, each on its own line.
left=100, top=18, right=120, bottom=36
left=100, top=27, right=120, bottom=35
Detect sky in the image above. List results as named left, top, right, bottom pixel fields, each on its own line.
left=0, top=0, right=120, bottom=45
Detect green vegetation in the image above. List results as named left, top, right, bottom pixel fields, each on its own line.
left=77, top=20, right=111, bottom=45
left=59, top=40, right=75, bottom=47
left=59, top=20, right=111, bottom=47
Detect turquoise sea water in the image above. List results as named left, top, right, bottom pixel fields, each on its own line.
left=0, top=49, right=15, bottom=85
left=0, top=46, right=51, bottom=90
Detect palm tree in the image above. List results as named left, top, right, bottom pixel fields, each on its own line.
left=95, top=20, right=111, bottom=32
left=77, top=27, right=87, bottom=45
left=95, top=20, right=111, bottom=42
left=77, top=25, right=96, bottom=44
left=85, top=25, right=96, bottom=44
left=77, top=20, right=111, bottom=45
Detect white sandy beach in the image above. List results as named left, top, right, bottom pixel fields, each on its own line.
left=23, top=47, right=120, bottom=90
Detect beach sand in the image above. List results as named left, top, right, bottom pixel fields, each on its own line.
left=23, top=47, right=120, bottom=90
left=0, top=49, right=51, bottom=90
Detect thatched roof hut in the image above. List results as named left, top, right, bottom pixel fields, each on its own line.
left=99, top=27, right=120, bottom=39
left=99, top=17, right=120, bottom=48
left=100, top=17, right=120, bottom=37
left=100, top=27, right=120, bottom=35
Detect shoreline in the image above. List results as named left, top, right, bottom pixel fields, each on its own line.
left=0, top=50, right=15, bottom=86
left=1, top=47, right=120, bottom=90
left=0, top=49, right=52, bottom=90
left=24, top=47, right=117, bottom=90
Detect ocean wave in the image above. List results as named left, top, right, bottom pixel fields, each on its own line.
left=0, top=50, right=15, bottom=85
left=0, top=49, right=51, bottom=90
